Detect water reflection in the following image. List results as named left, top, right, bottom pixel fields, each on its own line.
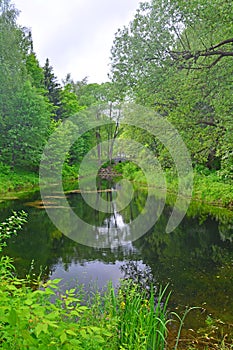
left=0, top=182, right=233, bottom=326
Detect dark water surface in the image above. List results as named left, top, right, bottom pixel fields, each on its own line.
left=1, top=183, right=233, bottom=329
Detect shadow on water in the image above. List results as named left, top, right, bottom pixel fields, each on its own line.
left=0, top=179, right=232, bottom=330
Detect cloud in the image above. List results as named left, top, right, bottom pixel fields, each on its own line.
left=13, top=0, right=141, bottom=83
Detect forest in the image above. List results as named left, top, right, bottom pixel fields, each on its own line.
left=0, top=0, right=232, bottom=206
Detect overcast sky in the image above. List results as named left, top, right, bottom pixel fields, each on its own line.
left=13, top=0, right=141, bottom=84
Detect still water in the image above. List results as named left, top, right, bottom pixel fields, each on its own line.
left=1, top=182, right=233, bottom=328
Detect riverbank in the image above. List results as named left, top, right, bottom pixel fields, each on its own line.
left=113, top=162, right=233, bottom=210
left=0, top=164, right=232, bottom=211
left=0, top=169, right=38, bottom=197
left=0, top=164, right=79, bottom=199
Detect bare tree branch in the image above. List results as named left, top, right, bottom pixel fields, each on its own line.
left=170, top=37, right=233, bottom=69
left=209, top=38, right=233, bottom=50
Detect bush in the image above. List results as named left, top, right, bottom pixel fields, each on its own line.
left=0, top=162, right=11, bottom=175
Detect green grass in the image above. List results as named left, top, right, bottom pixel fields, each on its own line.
left=0, top=162, right=38, bottom=195
left=117, top=282, right=170, bottom=350
left=114, top=163, right=233, bottom=209
left=192, top=173, right=233, bottom=207
left=0, top=162, right=80, bottom=196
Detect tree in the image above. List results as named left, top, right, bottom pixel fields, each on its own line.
left=0, top=0, right=51, bottom=170
left=169, top=0, right=233, bottom=69
left=0, top=0, right=24, bottom=120
left=59, top=77, right=93, bottom=165
left=43, top=58, right=62, bottom=120
left=26, top=52, right=45, bottom=91
left=74, top=82, right=123, bottom=164
left=1, top=81, right=50, bottom=169
left=110, top=0, right=233, bottom=176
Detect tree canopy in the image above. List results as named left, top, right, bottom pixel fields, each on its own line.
left=110, top=0, right=233, bottom=178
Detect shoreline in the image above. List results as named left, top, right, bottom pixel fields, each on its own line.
left=0, top=170, right=232, bottom=214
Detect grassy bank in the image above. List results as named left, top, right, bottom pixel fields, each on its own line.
left=0, top=170, right=38, bottom=196
left=0, top=163, right=80, bottom=197
left=1, top=160, right=232, bottom=210
left=168, top=171, right=233, bottom=209
left=114, top=162, right=233, bottom=209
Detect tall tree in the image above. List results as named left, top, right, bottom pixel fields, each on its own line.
left=110, top=0, right=233, bottom=176
left=0, top=0, right=51, bottom=170
left=74, top=82, right=122, bottom=164
left=43, top=58, right=62, bottom=120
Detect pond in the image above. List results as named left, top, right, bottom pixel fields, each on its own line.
left=1, top=180, right=233, bottom=331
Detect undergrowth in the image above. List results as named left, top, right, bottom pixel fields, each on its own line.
left=0, top=163, right=38, bottom=194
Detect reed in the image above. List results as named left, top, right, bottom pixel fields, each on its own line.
left=114, top=280, right=171, bottom=350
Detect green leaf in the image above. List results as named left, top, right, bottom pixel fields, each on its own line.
left=35, top=323, right=44, bottom=337
left=51, top=278, right=62, bottom=284
left=66, top=329, right=77, bottom=336
left=102, top=330, right=112, bottom=337
left=93, top=335, right=105, bottom=344
left=34, top=322, right=48, bottom=338
left=89, top=326, right=101, bottom=333
left=69, top=339, right=81, bottom=346
left=25, top=299, right=34, bottom=306
left=80, top=329, right=87, bottom=338
left=8, top=308, right=17, bottom=326
left=60, top=331, right=67, bottom=344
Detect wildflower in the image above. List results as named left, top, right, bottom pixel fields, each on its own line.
left=120, top=301, right=125, bottom=310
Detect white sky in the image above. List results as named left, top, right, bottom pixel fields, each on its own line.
left=13, top=0, right=141, bottom=84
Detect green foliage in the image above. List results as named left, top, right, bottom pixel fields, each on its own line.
left=0, top=168, right=38, bottom=194
left=117, top=281, right=170, bottom=349
left=0, top=211, right=27, bottom=251
left=43, top=58, right=62, bottom=121
left=0, top=2, right=51, bottom=170
left=75, top=82, right=119, bottom=107
left=193, top=172, right=233, bottom=207
left=1, top=80, right=51, bottom=169
left=60, top=84, right=84, bottom=119
left=116, top=162, right=146, bottom=182
left=0, top=211, right=27, bottom=280
left=110, top=0, right=233, bottom=179
left=62, top=163, right=79, bottom=180
left=26, top=52, right=45, bottom=91
left=0, top=279, right=114, bottom=349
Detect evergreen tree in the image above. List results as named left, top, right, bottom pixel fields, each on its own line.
left=43, top=58, right=62, bottom=120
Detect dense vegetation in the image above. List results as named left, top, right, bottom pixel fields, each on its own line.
left=0, top=0, right=111, bottom=192
left=0, top=0, right=232, bottom=204
left=110, top=0, right=232, bottom=179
